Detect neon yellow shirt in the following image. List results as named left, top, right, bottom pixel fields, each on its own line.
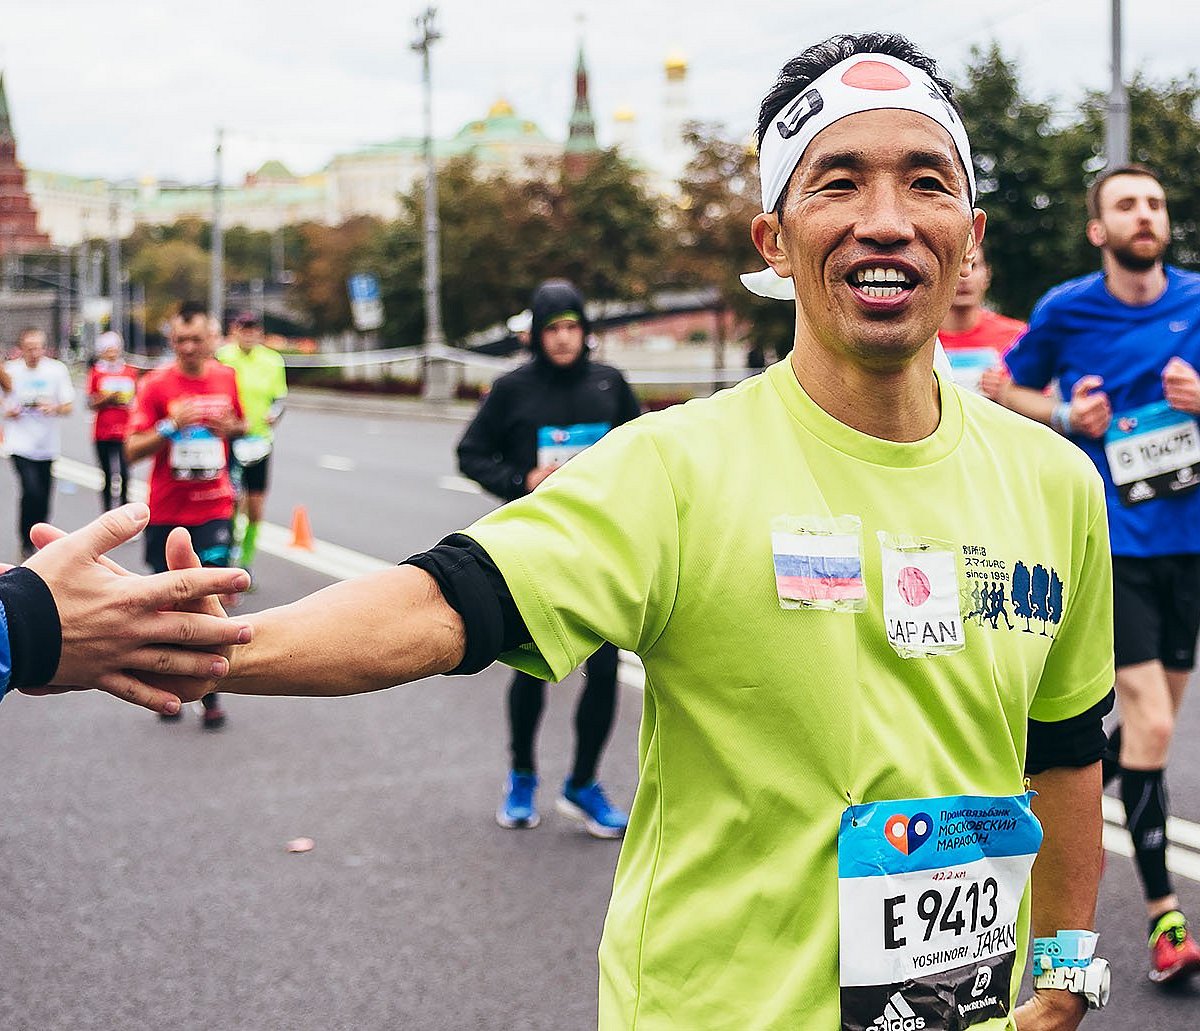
left=465, top=359, right=1113, bottom=1031
left=216, top=342, right=287, bottom=441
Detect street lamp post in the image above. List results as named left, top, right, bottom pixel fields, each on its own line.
left=210, top=127, right=225, bottom=326
left=108, top=188, right=123, bottom=340
left=1106, top=0, right=1130, bottom=168
left=411, top=6, right=457, bottom=402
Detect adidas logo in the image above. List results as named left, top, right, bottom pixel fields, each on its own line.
left=1127, top=480, right=1155, bottom=503
left=869, top=992, right=927, bottom=1031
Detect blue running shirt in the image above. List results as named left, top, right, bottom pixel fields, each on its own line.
left=1005, top=266, right=1200, bottom=557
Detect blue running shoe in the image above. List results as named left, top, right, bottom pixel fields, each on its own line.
left=557, top=779, right=628, bottom=839
left=496, top=771, right=540, bottom=829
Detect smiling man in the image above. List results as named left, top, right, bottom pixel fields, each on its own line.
left=165, top=33, right=1113, bottom=1031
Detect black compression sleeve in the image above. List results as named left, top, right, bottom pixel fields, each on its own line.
left=1024, top=689, right=1115, bottom=775
left=0, top=567, right=62, bottom=688
left=403, top=534, right=531, bottom=676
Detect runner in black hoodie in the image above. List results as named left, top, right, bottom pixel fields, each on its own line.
left=457, top=279, right=640, bottom=837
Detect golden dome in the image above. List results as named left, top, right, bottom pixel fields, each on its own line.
left=613, top=106, right=637, bottom=123
left=665, top=51, right=688, bottom=77
left=488, top=97, right=515, bottom=118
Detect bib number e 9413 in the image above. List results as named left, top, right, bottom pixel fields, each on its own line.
left=887, top=878, right=1000, bottom=951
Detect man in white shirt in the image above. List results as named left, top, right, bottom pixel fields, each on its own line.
left=2, top=328, right=74, bottom=558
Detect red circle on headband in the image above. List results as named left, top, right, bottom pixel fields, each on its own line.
left=841, top=61, right=911, bottom=91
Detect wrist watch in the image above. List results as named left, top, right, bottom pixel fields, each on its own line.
left=1032, top=930, right=1110, bottom=1010
left=1033, top=957, right=1110, bottom=1009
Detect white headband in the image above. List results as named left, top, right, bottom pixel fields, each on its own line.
left=742, top=53, right=976, bottom=301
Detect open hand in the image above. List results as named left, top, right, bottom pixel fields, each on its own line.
left=22, top=505, right=250, bottom=713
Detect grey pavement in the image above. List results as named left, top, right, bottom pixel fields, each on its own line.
left=2, top=402, right=1199, bottom=1028
left=1, top=408, right=637, bottom=1031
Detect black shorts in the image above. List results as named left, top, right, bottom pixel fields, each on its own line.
left=1112, top=554, right=1200, bottom=670
left=234, top=452, right=271, bottom=494
left=144, top=518, right=232, bottom=574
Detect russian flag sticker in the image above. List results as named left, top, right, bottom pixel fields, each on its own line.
left=771, top=516, right=866, bottom=612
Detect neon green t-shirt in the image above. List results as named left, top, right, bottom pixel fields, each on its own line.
left=216, top=342, right=287, bottom=441
left=465, top=358, right=1114, bottom=1031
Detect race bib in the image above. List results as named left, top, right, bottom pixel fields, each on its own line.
left=838, top=793, right=1041, bottom=1031
left=944, top=348, right=997, bottom=395
left=536, top=422, right=609, bottom=467
left=170, top=430, right=225, bottom=481
left=771, top=515, right=866, bottom=612
left=99, top=375, right=135, bottom=404
left=879, top=534, right=965, bottom=658
left=18, top=377, right=52, bottom=410
left=1104, top=401, right=1200, bottom=505
left=232, top=435, right=272, bottom=466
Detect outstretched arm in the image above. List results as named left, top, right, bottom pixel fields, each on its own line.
left=220, top=566, right=465, bottom=698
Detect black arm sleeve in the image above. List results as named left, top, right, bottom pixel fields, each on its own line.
left=0, top=566, right=62, bottom=689
left=456, top=386, right=527, bottom=501
left=1024, top=689, right=1115, bottom=775
left=403, top=534, right=531, bottom=676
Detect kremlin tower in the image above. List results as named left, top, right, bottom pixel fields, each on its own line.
left=0, top=74, right=51, bottom=256
left=564, top=43, right=600, bottom=179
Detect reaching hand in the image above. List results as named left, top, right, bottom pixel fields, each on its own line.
left=1067, top=376, right=1112, bottom=439
left=21, top=504, right=251, bottom=714
left=1162, top=357, right=1200, bottom=415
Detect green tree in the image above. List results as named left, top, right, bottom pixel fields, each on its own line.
left=223, top=226, right=274, bottom=283
left=957, top=47, right=1200, bottom=317
left=551, top=149, right=665, bottom=300
left=373, top=157, right=538, bottom=344
left=127, top=238, right=209, bottom=334
left=669, top=123, right=794, bottom=360
left=288, top=216, right=385, bottom=335
left=955, top=44, right=1090, bottom=318
left=1071, top=73, right=1200, bottom=268
left=374, top=151, right=665, bottom=346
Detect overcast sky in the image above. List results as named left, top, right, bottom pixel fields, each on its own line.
left=2, top=1, right=1194, bottom=184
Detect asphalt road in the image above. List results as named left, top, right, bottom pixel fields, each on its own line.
left=2, top=400, right=1199, bottom=1029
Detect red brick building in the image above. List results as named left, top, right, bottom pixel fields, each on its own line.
left=0, top=74, right=52, bottom=256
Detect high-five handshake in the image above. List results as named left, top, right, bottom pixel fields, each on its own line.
left=0, top=503, right=251, bottom=713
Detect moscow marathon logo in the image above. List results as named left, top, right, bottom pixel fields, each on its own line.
left=885, top=811, right=934, bottom=855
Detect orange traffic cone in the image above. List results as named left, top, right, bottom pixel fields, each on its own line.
left=290, top=505, right=316, bottom=551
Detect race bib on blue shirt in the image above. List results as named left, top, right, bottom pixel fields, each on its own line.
left=1104, top=400, right=1200, bottom=506
left=838, top=793, right=1041, bottom=1031
left=536, top=422, right=609, bottom=468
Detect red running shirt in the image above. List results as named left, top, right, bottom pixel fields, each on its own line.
left=129, top=362, right=244, bottom=526
left=938, top=309, right=1027, bottom=356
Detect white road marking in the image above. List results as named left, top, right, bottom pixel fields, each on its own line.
left=317, top=454, right=357, bottom=472
left=51, top=457, right=1200, bottom=883
left=438, top=475, right=482, bottom=494
left=52, top=456, right=390, bottom=581
left=1103, top=792, right=1200, bottom=853
left=1102, top=818, right=1200, bottom=884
